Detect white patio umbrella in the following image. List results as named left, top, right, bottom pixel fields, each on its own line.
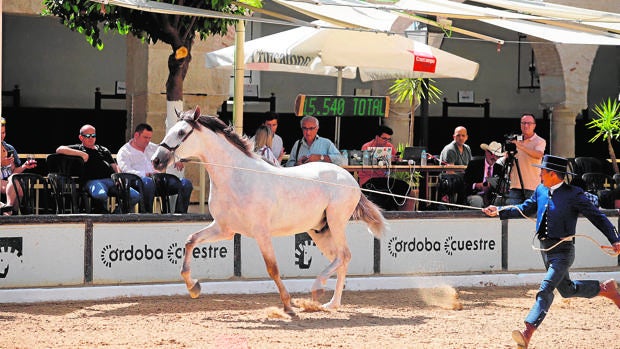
left=206, top=23, right=479, bottom=145
left=206, top=25, right=479, bottom=84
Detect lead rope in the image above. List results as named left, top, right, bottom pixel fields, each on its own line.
left=180, top=157, right=618, bottom=257
left=179, top=157, right=479, bottom=210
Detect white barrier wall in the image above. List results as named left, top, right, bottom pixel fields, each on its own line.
left=240, top=221, right=375, bottom=278
left=380, top=219, right=502, bottom=274
left=93, top=223, right=234, bottom=284
left=1, top=215, right=617, bottom=289
left=0, top=224, right=84, bottom=287
left=506, top=218, right=619, bottom=271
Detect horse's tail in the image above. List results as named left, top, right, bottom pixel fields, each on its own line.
left=352, top=194, right=387, bottom=239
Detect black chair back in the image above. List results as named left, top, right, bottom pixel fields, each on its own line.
left=111, top=173, right=144, bottom=213
left=46, top=154, right=85, bottom=177
left=574, top=157, right=604, bottom=174
left=46, top=154, right=85, bottom=213
left=11, top=173, right=51, bottom=215
left=438, top=173, right=466, bottom=207
left=582, top=172, right=615, bottom=209
left=151, top=173, right=182, bottom=213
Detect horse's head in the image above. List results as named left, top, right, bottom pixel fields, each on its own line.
left=152, top=106, right=201, bottom=171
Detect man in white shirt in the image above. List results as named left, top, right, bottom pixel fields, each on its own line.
left=117, top=123, right=193, bottom=213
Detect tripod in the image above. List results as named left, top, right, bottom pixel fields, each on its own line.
left=491, top=147, right=525, bottom=205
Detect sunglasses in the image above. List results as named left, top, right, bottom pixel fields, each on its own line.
left=81, top=133, right=97, bottom=138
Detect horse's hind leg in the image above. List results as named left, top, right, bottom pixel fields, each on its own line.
left=254, top=234, right=294, bottom=315
left=181, top=222, right=232, bottom=298
left=308, top=224, right=351, bottom=310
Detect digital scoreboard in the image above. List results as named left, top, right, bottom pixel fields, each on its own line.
left=294, top=94, right=390, bottom=118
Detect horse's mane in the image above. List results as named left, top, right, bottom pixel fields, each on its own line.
left=185, top=113, right=255, bottom=158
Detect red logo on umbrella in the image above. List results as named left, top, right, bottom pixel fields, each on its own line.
left=408, top=50, right=437, bottom=73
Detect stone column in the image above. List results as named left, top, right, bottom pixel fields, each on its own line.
left=549, top=106, right=577, bottom=157
left=535, top=42, right=597, bottom=158
left=125, top=34, right=233, bottom=205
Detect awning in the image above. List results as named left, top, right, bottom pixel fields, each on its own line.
left=273, top=0, right=401, bottom=32
left=480, top=18, right=620, bottom=45
left=393, top=0, right=540, bottom=20
left=470, top=0, right=620, bottom=23
left=272, top=0, right=506, bottom=44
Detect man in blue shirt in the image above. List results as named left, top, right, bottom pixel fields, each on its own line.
left=285, top=116, right=344, bottom=167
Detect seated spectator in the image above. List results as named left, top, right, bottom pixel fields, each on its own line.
left=117, top=123, right=193, bottom=213
left=252, top=125, right=280, bottom=166
left=358, top=125, right=397, bottom=186
left=358, top=126, right=410, bottom=211
left=286, top=116, right=344, bottom=167
left=439, top=126, right=472, bottom=166
left=56, top=124, right=139, bottom=213
left=1, top=117, right=37, bottom=215
left=463, top=141, right=505, bottom=208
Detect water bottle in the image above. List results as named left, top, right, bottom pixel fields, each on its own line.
left=420, top=149, right=427, bottom=166
left=341, top=149, right=348, bottom=166
left=362, top=150, right=370, bottom=166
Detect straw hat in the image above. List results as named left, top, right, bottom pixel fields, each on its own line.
left=480, top=141, right=503, bottom=157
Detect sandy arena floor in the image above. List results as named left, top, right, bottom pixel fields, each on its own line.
left=1, top=285, right=619, bottom=348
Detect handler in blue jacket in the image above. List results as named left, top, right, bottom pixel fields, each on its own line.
left=483, top=155, right=620, bottom=349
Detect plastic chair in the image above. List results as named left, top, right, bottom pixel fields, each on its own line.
left=11, top=173, right=51, bottom=215
left=581, top=172, right=614, bottom=193
left=582, top=172, right=615, bottom=208
left=46, top=154, right=85, bottom=213
left=574, top=157, right=604, bottom=175
left=437, top=173, right=466, bottom=208
left=150, top=173, right=182, bottom=213
left=111, top=173, right=145, bottom=213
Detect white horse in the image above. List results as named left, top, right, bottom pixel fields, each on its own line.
left=152, top=106, right=386, bottom=315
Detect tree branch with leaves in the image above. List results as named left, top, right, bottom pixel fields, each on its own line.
left=42, top=0, right=262, bottom=102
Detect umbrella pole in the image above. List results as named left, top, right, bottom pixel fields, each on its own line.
left=233, top=21, right=245, bottom=136
left=335, top=67, right=343, bottom=148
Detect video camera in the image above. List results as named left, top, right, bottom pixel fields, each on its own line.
left=503, top=133, right=522, bottom=156
left=504, top=133, right=523, bottom=142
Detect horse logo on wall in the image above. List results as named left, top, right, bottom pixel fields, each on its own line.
left=0, top=237, right=23, bottom=279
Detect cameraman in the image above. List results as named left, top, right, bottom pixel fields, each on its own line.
left=501, top=113, right=546, bottom=204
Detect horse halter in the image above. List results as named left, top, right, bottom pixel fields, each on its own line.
left=158, top=119, right=195, bottom=152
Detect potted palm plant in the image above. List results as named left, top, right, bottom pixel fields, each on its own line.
left=586, top=97, right=620, bottom=175
left=389, top=78, right=442, bottom=146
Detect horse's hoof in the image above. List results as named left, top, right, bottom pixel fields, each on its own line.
left=285, top=308, right=298, bottom=318
left=323, top=301, right=340, bottom=310
left=188, top=281, right=201, bottom=299
left=311, top=288, right=325, bottom=301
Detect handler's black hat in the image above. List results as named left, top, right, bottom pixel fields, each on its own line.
left=533, top=155, right=576, bottom=175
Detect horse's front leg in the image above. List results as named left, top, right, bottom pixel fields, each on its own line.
left=181, top=221, right=232, bottom=298
left=254, top=234, right=294, bottom=316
